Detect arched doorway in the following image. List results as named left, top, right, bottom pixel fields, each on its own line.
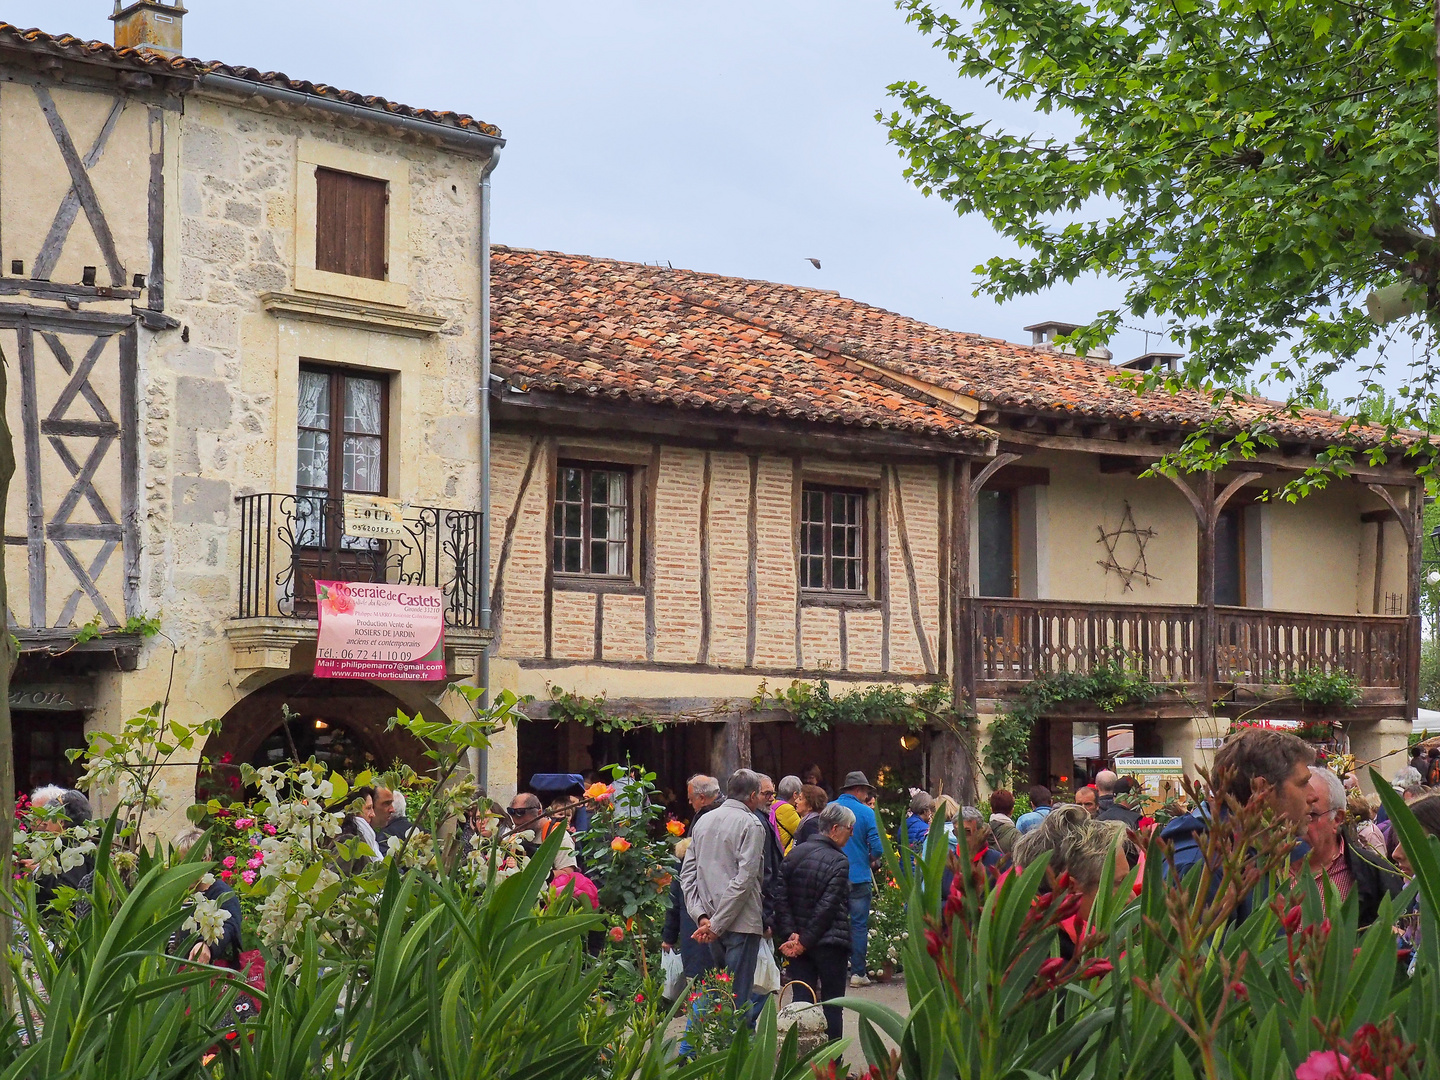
left=197, top=674, right=433, bottom=800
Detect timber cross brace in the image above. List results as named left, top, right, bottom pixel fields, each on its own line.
left=1, top=313, right=140, bottom=632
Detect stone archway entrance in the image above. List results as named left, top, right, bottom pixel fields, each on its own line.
left=197, top=674, right=433, bottom=799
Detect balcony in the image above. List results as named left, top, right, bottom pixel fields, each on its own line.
left=972, top=598, right=1409, bottom=716
left=226, top=493, right=488, bottom=679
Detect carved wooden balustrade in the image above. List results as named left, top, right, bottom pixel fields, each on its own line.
left=973, top=598, right=1406, bottom=693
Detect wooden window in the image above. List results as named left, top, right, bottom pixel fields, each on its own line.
left=315, top=167, right=388, bottom=280
left=552, top=464, right=632, bottom=578
left=297, top=365, right=388, bottom=502
left=977, top=488, right=1018, bottom=597
left=799, top=485, right=867, bottom=593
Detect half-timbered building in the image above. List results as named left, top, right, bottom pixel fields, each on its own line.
left=0, top=5, right=500, bottom=834
left=485, top=247, right=1423, bottom=803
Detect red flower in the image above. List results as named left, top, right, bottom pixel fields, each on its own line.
left=634, top=993, right=645, bottom=1003
left=608, top=926, right=625, bottom=943
left=924, top=930, right=944, bottom=958
left=1077, top=958, right=1114, bottom=980
left=220, top=870, right=233, bottom=882
left=1281, top=905, right=1303, bottom=935
left=1037, top=957, right=1066, bottom=982
left=1229, top=981, right=1249, bottom=1000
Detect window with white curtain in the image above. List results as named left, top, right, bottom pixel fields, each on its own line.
left=552, top=463, right=632, bottom=578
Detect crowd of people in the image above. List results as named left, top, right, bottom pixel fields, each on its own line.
left=20, top=727, right=1440, bottom=1056
left=650, top=730, right=1440, bottom=1050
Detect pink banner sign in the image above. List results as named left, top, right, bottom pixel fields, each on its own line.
left=314, top=580, right=445, bottom=681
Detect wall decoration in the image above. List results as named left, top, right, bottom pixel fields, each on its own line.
left=1096, top=501, right=1160, bottom=591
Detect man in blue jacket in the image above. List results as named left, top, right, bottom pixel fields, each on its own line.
left=835, top=771, right=884, bottom=986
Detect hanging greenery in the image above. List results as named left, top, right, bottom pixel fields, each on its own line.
left=984, top=656, right=1162, bottom=791
left=1286, top=667, right=1362, bottom=708
left=751, top=678, right=967, bottom=737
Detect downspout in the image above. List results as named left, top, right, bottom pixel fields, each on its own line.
left=472, top=146, right=501, bottom=791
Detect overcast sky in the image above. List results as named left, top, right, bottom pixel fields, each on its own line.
left=13, top=1, right=1362, bottom=385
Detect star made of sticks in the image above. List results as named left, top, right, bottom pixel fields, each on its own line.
left=1096, top=501, right=1160, bottom=591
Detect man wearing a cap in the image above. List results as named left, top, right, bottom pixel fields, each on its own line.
left=834, top=771, right=884, bottom=986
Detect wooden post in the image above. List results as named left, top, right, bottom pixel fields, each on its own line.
left=1408, top=481, right=1424, bottom=719
left=0, top=346, right=16, bottom=1013
left=951, top=459, right=976, bottom=803
left=1197, top=472, right=1217, bottom=716
left=710, top=715, right=751, bottom=782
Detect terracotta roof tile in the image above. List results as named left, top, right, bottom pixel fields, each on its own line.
left=491, top=248, right=989, bottom=445
left=0, top=23, right=500, bottom=138
left=494, top=248, right=1396, bottom=451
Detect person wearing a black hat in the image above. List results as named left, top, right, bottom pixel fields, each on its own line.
left=833, top=771, right=884, bottom=986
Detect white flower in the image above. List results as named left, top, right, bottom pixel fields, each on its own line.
left=182, top=895, right=232, bottom=946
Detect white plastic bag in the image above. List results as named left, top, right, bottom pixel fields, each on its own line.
left=753, top=938, right=781, bottom=995
left=661, top=947, right=686, bottom=1000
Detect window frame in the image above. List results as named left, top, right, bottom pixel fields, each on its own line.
left=551, top=461, right=636, bottom=582
left=296, top=362, right=391, bottom=503
left=798, top=483, right=871, bottom=597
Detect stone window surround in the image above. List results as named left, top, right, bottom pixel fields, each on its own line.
left=268, top=322, right=436, bottom=504
left=294, top=138, right=411, bottom=308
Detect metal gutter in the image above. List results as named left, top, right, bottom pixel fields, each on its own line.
left=475, top=147, right=501, bottom=793
left=197, top=72, right=505, bottom=154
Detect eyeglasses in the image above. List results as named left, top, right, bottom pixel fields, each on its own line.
left=1307, top=809, right=1337, bottom=821
left=507, top=805, right=537, bottom=817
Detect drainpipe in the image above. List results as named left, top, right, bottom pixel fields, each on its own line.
left=472, top=147, right=501, bottom=793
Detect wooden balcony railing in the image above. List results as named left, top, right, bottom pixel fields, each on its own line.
left=973, top=598, right=1407, bottom=690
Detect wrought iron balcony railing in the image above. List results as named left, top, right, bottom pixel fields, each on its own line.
left=235, top=493, right=483, bottom=629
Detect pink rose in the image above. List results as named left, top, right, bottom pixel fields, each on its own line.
left=247, top=856, right=263, bottom=869
left=235, top=818, right=255, bottom=829
left=240, top=870, right=257, bottom=885
left=263, top=824, right=277, bottom=836
left=220, top=870, right=233, bottom=882
left=222, top=856, right=237, bottom=869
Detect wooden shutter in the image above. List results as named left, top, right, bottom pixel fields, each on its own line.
left=315, top=167, right=388, bottom=280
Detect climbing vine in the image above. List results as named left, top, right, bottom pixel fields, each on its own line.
left=545, top=686, right=734, bottom=733
left=984, top=655, right=1161, bottom=791
left=751, top=678, right=966, bottom=736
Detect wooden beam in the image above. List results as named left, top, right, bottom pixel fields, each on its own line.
left=1367, top=483, right=1415, bottom=545
left=971, top=452, right=1023, bottom=494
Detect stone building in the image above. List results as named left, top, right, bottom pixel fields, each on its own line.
left=484, top=248, right=1424, bottom=804
left=0, top=5, right=500, bottom=834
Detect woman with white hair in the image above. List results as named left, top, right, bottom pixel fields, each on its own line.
left=776, top=801, right=855, bottom=1043
left=23, top=785, right=95, bottom=909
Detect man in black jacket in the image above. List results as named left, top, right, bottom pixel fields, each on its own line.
left=1305, top=767, right=1403, bottom=929
left=1095, top=771, right=1142, bottom=829
left=776, top=802, right=854, bottom=1041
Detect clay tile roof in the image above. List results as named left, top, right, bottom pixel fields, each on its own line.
left=493, top=248, right=1402, bottom=453
left=0, top=22, right=500, bottom=138
left=671, top=275, right=1396, bottom=447
left=491, top=248, right=991, bottom=446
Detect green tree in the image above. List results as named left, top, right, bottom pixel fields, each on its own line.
left=881, top=0, right=1440, bottom=449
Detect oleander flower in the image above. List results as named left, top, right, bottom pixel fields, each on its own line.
left=1295, top=1052, right=1373, bottom=1080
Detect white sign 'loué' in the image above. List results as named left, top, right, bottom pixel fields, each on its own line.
left=343, top=494, right=408, bottom=540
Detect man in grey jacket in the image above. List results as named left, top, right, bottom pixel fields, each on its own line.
left=681, top=768, right=767, bottom=1007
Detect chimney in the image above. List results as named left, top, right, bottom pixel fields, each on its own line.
left=111, top=0, right=187, bottom=58
left=1023, top=320, right=1113, bottom=362
left=1117, top=351, right=1182, bottom=373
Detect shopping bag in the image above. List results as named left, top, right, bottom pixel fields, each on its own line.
left=753, top=937, right=781, bottom=995
left=661, top=947, right=687, bottom=1000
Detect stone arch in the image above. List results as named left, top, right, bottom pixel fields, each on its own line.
left=196, top=673, right=434, bottom=799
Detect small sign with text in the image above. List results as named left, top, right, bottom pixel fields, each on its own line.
left=314, top=580, right=445, bottom=681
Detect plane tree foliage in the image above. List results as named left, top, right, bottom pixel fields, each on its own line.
left=881, top=0, right=1440, bottom=457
